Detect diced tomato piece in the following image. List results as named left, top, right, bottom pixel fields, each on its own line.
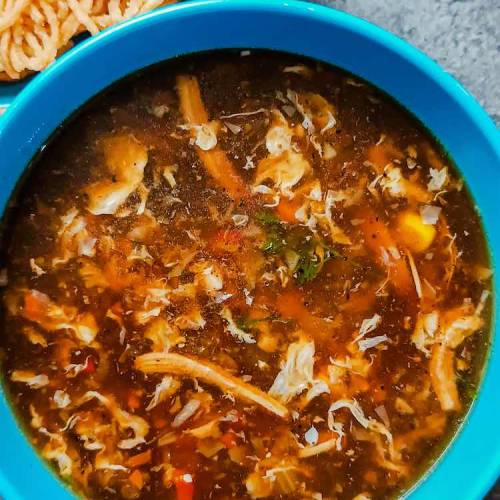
left=173, top=470, right=194, bottom=500
left=82, top=356, right=96, bottom=374
left=176, top=480, right=194, bottom=500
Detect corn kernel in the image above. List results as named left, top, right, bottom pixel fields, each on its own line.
left=395, top=210, right=436, bottom=253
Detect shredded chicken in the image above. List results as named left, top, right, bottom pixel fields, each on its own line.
left=220, top=306, right=256, bottom=343
left=172, top=399, right=201, bottom=428
left=78, top=391, right=149, bottom=449
left=269, top=338, right=316, bottom=403
left=255, top=151, right=310, bottom=197
left=54, top=209, right=97, bottom=265
left=254, top=110, right=311, bottom=198
left=144, top=318, right=185, bottom=352
left=406, top=250, right=423, bottom=299
left=329, top=399, right=395, bottom=458
left=11, top=370, right=49, bottom=388
left=135, top=352, right=289, bottom=419
left=186, top=419, right=221, bottom=439
left=412, top=311, right=439, bottom=356
left=145, top=376, right=180, bottom=411
left=430, top=343, right=461, bottom=411
left=39, top=428, right=74, bottom=476
left=298, top=438, right=339, bottom=458
left=412, top=300, right=486, bottom=411
left=21, top=289, right=98, bottom=344
left=85, top=134, right=148, bottom=215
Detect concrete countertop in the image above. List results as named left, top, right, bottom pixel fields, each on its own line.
left=317, top=0, right=500, bottom=125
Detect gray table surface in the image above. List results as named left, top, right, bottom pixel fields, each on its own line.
left=315, top=0, right=500, bottom=125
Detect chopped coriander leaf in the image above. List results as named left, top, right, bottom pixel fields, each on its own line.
left=255, top=210, right=281, bottom=226
left=261, top=232, right=284, bottom=254
left=295, top=255, right=321, bottom=284
left=256, top=210, right=285, bottom=253
left=236, top=317, right=259, bottom=333
left=293, top=241, right=341, bottom=285
left=236, top=315, right=277, bottom=332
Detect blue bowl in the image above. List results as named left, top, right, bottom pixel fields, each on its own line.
left=0, top=1, right=498, bottom=498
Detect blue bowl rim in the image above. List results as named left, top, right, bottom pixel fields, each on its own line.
left=0, top=1, right=498, bottom=499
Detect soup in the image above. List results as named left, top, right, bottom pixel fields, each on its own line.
left=0, top=52, right=492, bottom=499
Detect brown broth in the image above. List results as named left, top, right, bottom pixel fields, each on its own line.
left=0, top=51, right=492, bottom=500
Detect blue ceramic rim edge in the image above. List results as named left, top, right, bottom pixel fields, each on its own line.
left=0, top=0, right=498, bottom=498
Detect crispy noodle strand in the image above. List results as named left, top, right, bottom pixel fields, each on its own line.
left=0, top=0, right=173, bottom=79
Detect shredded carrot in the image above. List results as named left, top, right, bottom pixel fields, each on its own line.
left=176, top=479, right=194, bottom=500
left=198, top=149, right=248, bottom=200
left=110, top=302, right=123, bottom=315
left=176, top=75, right=209, bottom=123
left=275, top=197, right=300, bottom=223
left=404, top=182, right=432, bottom=203
left=128, top=469, right=144, bottom=490
left=358, top=209, right=414, bottom=297
left=341, top=433, right=348, bottom=449
left=276, top=289, right=333, bottom=340
left=176, top=75, right=248, bottom=200
left=54, top=338, right=77, bottom=368
left=82, top=356, right=96, bottom=375
left=247, top=307, right=269, bottom=320
left=126, top=449, right=152, bottom=468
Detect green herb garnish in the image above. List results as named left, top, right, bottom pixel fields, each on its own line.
left=255, top=210, right=281, bottom=226
left=261, top=232, right=284, bottom=254
left=236, top=315, right=277, bottom=332
left=255, top=209, right=342, bottom=283
left=292, top=242, right=341, bottom=285
left=295, top=254, right=322, bottom=284
left=256, top=210, right=285, bottom=254
left=236, top=317, right=259, bottom=333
